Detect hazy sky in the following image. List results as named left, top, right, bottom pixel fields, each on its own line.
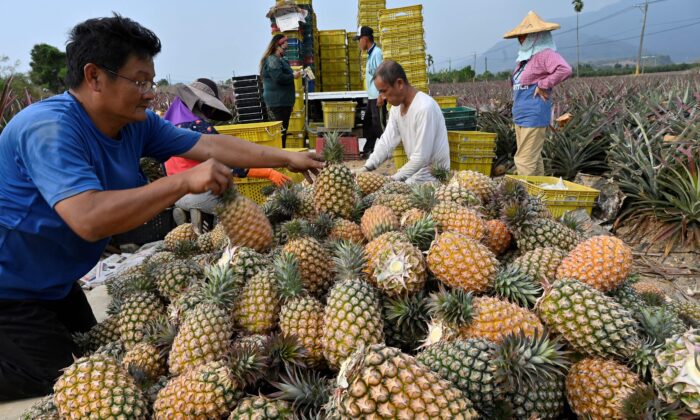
left=2, top=0, right=616, bottom=82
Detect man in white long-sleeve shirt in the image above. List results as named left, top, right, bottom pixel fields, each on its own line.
left=354, top=60, right=450, bottom=184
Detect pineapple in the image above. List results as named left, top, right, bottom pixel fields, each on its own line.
left=296, top=184, right=317, bottom=219
left=329, top=218, right=365, bottom=244
left=216, top=186, right=273, bottom=252
left=333, top=344, right=478, bottom=418
left=538, top=279, right=640, bottom=358
left=435, top=183, right=481, bottom=207
left=360, top=204, right=399, bottom=241
left=400, top=208, right=427, bottom=227
left=121, top=316, right=175, bottom=382
left=378, top=180, right=412, bottom=195
left=502, top=202, right=581, bottom=252
left=667, top=299, right=700, bottom=328
left=274, top=253, right=326, bottom=368
left=356, top=171, right=388, bottom=196
left=363, top=230, right=411, bottom=279
left=144, top=250, right=176, bottom=266
left=72, top=314, right=121, bottom=354
left=566, top=357, right=639, bottom=420
left=556, top=235, right=633, bottom=292
left=283, top=236, right=334, bottom=297
left=510, top=246, right=566, bottom=283
left=234, top=268, right=281, bottom=334
left=492, top=265, right=542, bottom=308
left=449, top=170, right=496, bottom=203
left=168, top=265, right=238, bottom=375
left=20, top=395, right=60, bottom=420
left=431, top=201, right=486, bottom=241
left=373, top=193, right=415, bottom=218
left=371, top=240, right=427, bottom=297
left=117, top=284, right=165, bottom=349
left=152, top=259, right=203, bottom=301
left=163, top=223, right=198, bottom=251
left=483, top=219, right=512, bottom=255
left=53, top=354, right=149, bottom=419
left=229, top=246, right=268, bottom=283
left=427, top=231, right=499, bottom=293
left=228, top=396, right=294, bottom=419
left=323, top=241, right=385, bottom=369
left=652, top=329, right=700, bottom=415
left=313, top=131, right=358, bottom=218
left=631, top=280, right=666, bottom=300
left=154, top=360, right=241, bottom=419
left=196, top=224, right=228, bottom=253
left=428, top=289, right=544, bottom=344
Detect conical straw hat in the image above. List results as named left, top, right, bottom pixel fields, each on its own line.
left=503, top=11, right=560, bottom=39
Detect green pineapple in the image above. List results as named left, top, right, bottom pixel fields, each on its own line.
left=234, top=268, right=281, bottom=334
left=313, top=131, right=358, bottom=218
left=382, top=292, right=431, bottom=353
left=228, top=396, right=294, bottom=419
left=152, top=259, right=203, bottom=301
left=502, top=202, right=581, bottom=252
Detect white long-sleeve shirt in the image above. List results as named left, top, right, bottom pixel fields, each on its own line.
left=365, top=92, right=450, bottom=184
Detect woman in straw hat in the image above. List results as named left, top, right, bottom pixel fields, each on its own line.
left=504, top=11, right=572, bottom=176
left=163, top=78, right=290, bottom=230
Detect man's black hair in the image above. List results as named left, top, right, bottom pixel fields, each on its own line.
left=373, top=60, right=410, bottom=86
left=65, top=13, right=161, bottom=88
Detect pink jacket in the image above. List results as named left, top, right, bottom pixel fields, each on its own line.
left=514, top=49, right=572, bottom=90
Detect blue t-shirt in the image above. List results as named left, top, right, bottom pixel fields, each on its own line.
left=0, top=92, right=201, bottom=300
left=512, top=62, right=552, bottom=128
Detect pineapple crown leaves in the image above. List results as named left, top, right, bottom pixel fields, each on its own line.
left=383, top=292, right=431, bottom=336
left=281, top=219, right=310, bottom=242
left=142, top=315, right=178, bottom=354
left=492, top=265, right=543, bottom=308
left=430, top=164, right=451, bottom=184
left=215, top=185, right=242, bottom=212
left=198, top=264, right=241, bottom=307
left=427, top=287, right=474, bottom=328
left=500, top=201, right=537, bottom=230
left=620, top=383, right=692, bottom=420
left=309, top=213, right=335, bottom=240
left=273, top=252, right=306, bottom=300
left=268, top=365, right=332, bottom=416
left=321, top=131, right=345, bottom=164
left=627, top=337, right=662, bottom=380
left=171, top=240, right=201, bottom=259
left=410, top=183, right=438, bottom=212
left=266, top=333, right=309, bottom=381
left=558, top=211, right=587, bottom=236
left=228, top=341, right=271, bottom=386
left=403, top=215, right=437, bottom=252
left=332, top=240, right=367, bottom=282
left=266, top=184, right=303, bottom=221
left=635, top=305, right=687, bottom=345
left=494, top=329, right=571, bottom=391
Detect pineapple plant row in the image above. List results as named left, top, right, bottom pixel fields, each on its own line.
left=25, top=133, right=700, bottom=420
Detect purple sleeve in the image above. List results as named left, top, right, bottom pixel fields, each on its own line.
left=536, top=50, right=572, bottom=90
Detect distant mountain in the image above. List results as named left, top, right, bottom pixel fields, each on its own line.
left=478, top=0, right=700, bottom=73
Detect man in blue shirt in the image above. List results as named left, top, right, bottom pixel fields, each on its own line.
left=356, top=26, right=387, bottom=158
left=0, top=14, right=323, bottom=400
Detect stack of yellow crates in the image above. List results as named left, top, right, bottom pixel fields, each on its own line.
left=347, top=32, right=363, bottom=91
left=357, top=0, right=385, bottom=87
left=379, top=5, right=428, bottom=93
left=286, top=66, right=306, bottom=148
left=319, top=30, right=349, bottom=91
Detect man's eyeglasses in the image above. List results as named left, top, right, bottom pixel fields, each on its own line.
left=99, top=66, right=157, bottom=94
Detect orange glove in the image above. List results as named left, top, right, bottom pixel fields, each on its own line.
left=247, top=168, right=291, bottom=186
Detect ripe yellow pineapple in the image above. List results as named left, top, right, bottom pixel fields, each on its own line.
left=152, top=259, right=203, bottom=301
left=427, top=231, right=499, bottom=293
left=360, top=204, right=399, bottom=241
left=566, top=358, right=639, bottom=420
left=196, top=223, right=228, bottom=253
left=372, top=193, right=415, bottom=219
left=449, top=170, right=496, bottom=203
left=435, top=183, right=482, bottom=207
left=431, top=201, right=486, bottom=241
left=154, top=360, right=241, bottom=419
left=462, top=296, right=543, bottom=344
left=313, top=132, right=358, bottom=218
left=163, top=223, right=198, bottom=251
left=364, top=231, right=411, bottom=279
left=356, top=171, right=389, bottom=196
left=53, top=354, right=149, bottom=419
left=329, top=218, right=365, bottom=244
left=631, top=280, right=666, bottom=300
left=121, top=316, right=174, bottom=382
left=334, top=344, right=478, bottom=418
left=483, top=219, right=512, bottom=255
left=283, top=237, right=334, bottom=297
left=371, top=241, right=427, bottom=297
left=216, top=186, right=273, bottom=253
left=556, top=235, right=632, bottom=292
left=117, top=290, right=165, bottom=349
left=234, top=268, right=281, bottom=334
left=510, top=246, right=567, bottom=283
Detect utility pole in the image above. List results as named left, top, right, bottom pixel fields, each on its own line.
left=635, top=0, right=649, bottom=76
left=484, top=57, right=488, bottom=76
left=448, top=58, right=452, bottom=72
left=473, top=53, right=477, bottom=81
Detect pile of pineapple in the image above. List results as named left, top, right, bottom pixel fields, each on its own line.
left=24, top=134, right=700, bottom=419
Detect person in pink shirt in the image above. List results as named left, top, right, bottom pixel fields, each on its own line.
left=504, top=11, right=572, bottom=176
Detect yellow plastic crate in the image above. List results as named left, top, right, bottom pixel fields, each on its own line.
left=288, top=116, right=305, bottom=132
left=505, top=175, right=601, bottom=217
left=321, top=46, right=348, bottom=59
left=320, top=58, right=349, bottom=72
left=294, top=93, right=305, bottom=111
left=319, top=30, right=347, bottom=46
left=286, top=130, right=306, bottom=148
left=434, top=96, right=458, bottom=109
left=447, top=131, right=496, bottom=154
left=451, top=155, right=494, bottom=176
left=216, top=121, right=282, bottom=148
left=234, top=177, right=272, bottom=205
left=322, top=101, right=356, bottom=129
left=379, top=4, right=422, bottom=20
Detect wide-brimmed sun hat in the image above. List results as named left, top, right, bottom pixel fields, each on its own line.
left=503, top=11, right=560, bottom=39
left=177, top=78, right=232, bottom=121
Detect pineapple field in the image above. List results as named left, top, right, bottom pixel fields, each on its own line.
left=18, top=129, right=700, bottom=419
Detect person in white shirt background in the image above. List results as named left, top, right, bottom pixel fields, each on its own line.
left=353, top=60, right=450, bottom=184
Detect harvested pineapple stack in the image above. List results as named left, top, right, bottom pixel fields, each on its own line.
left=26, top=162, right=700, bottom=419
